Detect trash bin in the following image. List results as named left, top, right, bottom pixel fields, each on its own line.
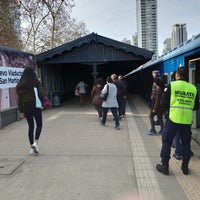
left=52, top=92, right=60, bottom=106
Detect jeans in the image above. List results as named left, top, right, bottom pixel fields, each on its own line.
left=149, top=112, right=163, bottom=132
left=24, top=103, right=43, bottom=145
left=173, top=132, right=181, bottom=156
left=102, top=107, right=119, bottom=127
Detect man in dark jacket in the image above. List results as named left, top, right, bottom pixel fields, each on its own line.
left=118, top=75, right=128, bottom=117
left=148, top=77, right=165, bottom=135
left=111, top=74, right=126, bottom=118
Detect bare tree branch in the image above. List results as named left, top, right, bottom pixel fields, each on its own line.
left=8, top=0, right=89, bottom=53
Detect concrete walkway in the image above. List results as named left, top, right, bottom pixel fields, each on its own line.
left=0, top=96, right=200, bottom=200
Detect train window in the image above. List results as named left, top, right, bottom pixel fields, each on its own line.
left=162, top=73, right=168, bottom=87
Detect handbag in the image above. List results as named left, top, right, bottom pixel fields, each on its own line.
left=42, top=96, right=52, bottom=109
left=33, top=87, right=43, bottom=109
left=74, top=88, right=79, bottom=96
left=99, top=84, right=109, bottom=101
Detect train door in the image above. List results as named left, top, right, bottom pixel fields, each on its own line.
left=189, top=58, right=200, bottom=128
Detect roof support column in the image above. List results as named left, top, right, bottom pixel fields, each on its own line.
left=92, top=63, right=98, bottom=81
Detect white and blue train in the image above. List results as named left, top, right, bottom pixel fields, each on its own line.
left=126, top=33, right=200, bottom=128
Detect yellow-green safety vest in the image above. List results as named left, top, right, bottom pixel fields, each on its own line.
left=169, top=80, right=197, bottom=124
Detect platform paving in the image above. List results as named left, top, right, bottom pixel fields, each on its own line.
left=0, top=96, right=200, bottom=200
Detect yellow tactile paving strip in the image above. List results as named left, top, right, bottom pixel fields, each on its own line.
left=130, top=95, right=200, bottom=200
left=127, top=115, right=164, bottom=200
left=153, top=136, right=200, bottom=200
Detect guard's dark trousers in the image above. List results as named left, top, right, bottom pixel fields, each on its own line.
left=157, top=119, right=192, bottom=175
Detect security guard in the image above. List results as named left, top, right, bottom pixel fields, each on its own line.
left=156, top=67, right=199, bottom=175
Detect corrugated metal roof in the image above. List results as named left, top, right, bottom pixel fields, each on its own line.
left=36, top=32, right=153, bottom=63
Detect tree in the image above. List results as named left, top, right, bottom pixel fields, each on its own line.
left=19, top=0, right=50, bottom=54
left=0, top=1, right=21, bottom=49
left=19, top=0, right=88, bottom=54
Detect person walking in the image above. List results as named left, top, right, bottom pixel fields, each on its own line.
left=91, top=78, right=105, bottom=120
left=100, top=76, right=120, bottom=130
left=16, top=67, right=45, bottom=155
left=149, top=70, right=161, bottom=109
left=156, top=67, right=199, bottom=175
left=118, top=74, right=128, bottom=117
left=151, top=70, right=161, bottom=97
left=76, top=80, right=88, bottom=106
left=111, top=74, right=126, bottom=119
left=148, top=77, right=165, bottom=135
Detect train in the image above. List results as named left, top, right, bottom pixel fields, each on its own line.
left=125, top=33, right=200, bottom=128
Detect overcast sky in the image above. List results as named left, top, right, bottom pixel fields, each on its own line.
left=71, top=0, right=200, bottom=56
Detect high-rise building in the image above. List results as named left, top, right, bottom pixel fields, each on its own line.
left=136, top=0, right=157, bottom=59
left=171, top=24, right=187, bottom=49
left=132, top=33, right=138, bottom=46
left=122, top=38, right=131, bottom=45
left=162, top=38, right=171, bottom=54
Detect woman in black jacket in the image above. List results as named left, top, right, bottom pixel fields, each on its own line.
left=16, top=67, right=45, bottom=155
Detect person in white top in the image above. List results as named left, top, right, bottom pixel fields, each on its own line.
left=76, top=80, right=88, bottom=106
left=101, top=76, right=120, bottom=130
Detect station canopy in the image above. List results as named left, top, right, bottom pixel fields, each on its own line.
left=35, top=33, right=154, bottom=101
left=36, top=32, right=153, bottom=75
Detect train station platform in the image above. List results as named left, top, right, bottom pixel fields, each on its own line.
left=0, top=95, right=200, bottom=200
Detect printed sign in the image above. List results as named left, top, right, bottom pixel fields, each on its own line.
left=0, top=67, right=24, bottom=89
left=0, top=46, right=35, bottom=110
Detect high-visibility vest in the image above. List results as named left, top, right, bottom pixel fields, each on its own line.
left=169, top=80, right=197, bottom=124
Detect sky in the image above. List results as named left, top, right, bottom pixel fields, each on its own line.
left=71, top=0, right=200, bottom=56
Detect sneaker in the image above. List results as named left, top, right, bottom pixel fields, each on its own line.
left=29, top=148, right=34, bottom=155
left=31, top=142, right=39, bottom=154
left=115, top=126, right=120, bottom=130
left=147, top=130, right=157, bottom=135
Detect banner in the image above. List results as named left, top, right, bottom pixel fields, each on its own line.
left=0, top=67, right=24, bottom=89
